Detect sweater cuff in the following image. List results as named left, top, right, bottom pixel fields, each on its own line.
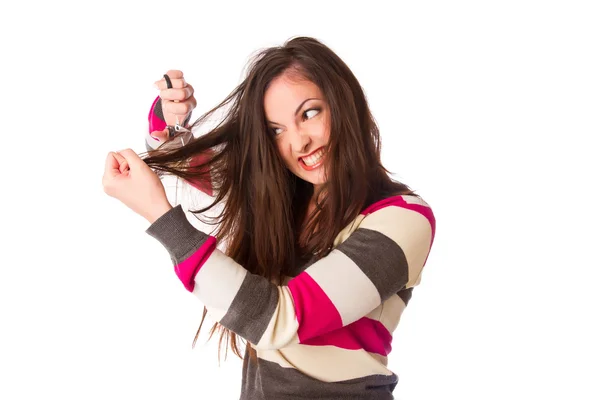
left=145, top=205, right=209, bottom=262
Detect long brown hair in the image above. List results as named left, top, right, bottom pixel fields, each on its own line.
left=142, top=36, right=417, bottom=361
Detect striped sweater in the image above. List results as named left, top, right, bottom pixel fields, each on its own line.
left=145, top=98, right=437, bottom=399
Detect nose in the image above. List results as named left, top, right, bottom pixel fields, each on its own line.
left=290, top=126, right=312, bottom=154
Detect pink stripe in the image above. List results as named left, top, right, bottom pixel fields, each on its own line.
left=360, top=195, right=409, bottom=215
left=148, top=96, right=167, bottom=133
left=174, top=236, right=217, bottom=292
left=361, top=195, right=436, bottom=243
left=288, top=272, right=343, bottom=342
left=302, top=317, right=393, bottom=356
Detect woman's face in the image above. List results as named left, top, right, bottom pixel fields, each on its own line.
left=263, top=73, right=330, bottom=188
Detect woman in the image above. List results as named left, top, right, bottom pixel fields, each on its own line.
left=103, top=36, right=436, bottom=399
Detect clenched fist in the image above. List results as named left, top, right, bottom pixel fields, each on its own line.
left=150, top=70, right=197, bottom=144
left=102, top=149, right=173, bottom=223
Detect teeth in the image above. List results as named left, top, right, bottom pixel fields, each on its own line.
left=302, top=149, right=325, bottom=166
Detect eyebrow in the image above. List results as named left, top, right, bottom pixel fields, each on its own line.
left=267, top=98, right=320, bottom=126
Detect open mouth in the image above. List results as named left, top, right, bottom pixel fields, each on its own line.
left=299, top=147, right=325, bottom=171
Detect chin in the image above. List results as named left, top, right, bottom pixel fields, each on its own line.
left=299, top=171, right=327, bottom=187
left=287, top=163, right=327, bottom=186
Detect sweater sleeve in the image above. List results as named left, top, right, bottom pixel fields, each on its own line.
left=145, top=195, right=436, bottom=350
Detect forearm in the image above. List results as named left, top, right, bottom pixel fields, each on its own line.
left=145, top=205, right=298, bottom=349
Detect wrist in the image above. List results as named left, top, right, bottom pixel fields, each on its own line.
left=146, top=202, right=173, bottom=224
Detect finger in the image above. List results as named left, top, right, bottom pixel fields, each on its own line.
left=150, top=128, right=169, bottom=142
left=154, top=77, right=187, bottom=90
left=117, top=148, right=144, bottom=167
left=112, top=151, right=125, bottom=162
left=104, top=152, right=121, bottom=178
left=159, top=85, right=194, bottom=102
left=165, top=70, right=184, bottom=79
left=154, top=70, right=185, bottom=89
left=108, top=151, right=130, bottom=173
left=162, top=95, right=196, bottom=117
left=112, top=152, right=129, bottom=173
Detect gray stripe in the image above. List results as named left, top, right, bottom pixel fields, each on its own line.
left=240, top=351, right=397, bottom=400
left=219, top=273, right=279, bottom=344
left=145, top=205, right=210, bottom=263
left=336, top=228, right=409, bottom=300
left=153, top=97, right=165, bottom=121
left=145, top=140, right=155, bottom=152
left=397, top=287, right=413, bottom=306
left=153, top=97, right=191, bottom=127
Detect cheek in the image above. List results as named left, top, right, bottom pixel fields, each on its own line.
left=276, top=140, right=296, bottom=168
left=314, top=117, right=330, bottom=141
left=322, top=126, right=330, bottom=142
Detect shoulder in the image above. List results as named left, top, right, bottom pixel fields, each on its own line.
left=334, top=193, right=436, bottom=290
left=361, top=194, right=432, bottom=217
left=332, top=194, right=436, bottom=250
left=358, top=194, right=436, bottom=246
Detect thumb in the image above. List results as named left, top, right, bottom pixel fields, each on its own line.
left=150, top=128, right=169, bottom=142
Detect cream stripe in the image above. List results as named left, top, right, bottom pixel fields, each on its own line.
left=365, top=294, right=407, bottom=334
left=332, top=195, right=429, bottom=248
left=192, top=250, right=247, bottom=321
left=255, top=286, right=300, bottom=350
left=305, top=251, right=381, bottom=326
left=369, top=352, right=389, bottom=367
left=359, top=206, right=432, bottom=288
left=402, top=194, right=431, bottom=207
left=333, top=214, right=366, bottom=247
left=257, top=345, right=393, bottom=382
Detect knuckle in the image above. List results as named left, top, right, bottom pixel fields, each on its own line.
left=167, top=69, right=183, bottom=79
left=165, top=102, right=176, bottom=115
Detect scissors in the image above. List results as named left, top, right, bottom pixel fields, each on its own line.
left=167, top=119, right=193, bottom=146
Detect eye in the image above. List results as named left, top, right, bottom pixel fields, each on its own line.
left=302, top=108, right=320, bottom=121
left=270, top=108, right=321, bottom=136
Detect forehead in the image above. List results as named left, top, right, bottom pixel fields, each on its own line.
left=263, top=74, right=322, bottom=114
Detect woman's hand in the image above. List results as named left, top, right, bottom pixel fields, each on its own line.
left=102, top=149, right=173, bottom=224
left=150, top=70, right=197, bottom=143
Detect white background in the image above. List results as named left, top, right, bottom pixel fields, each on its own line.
left=1, top=1, right=599, bottom=399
